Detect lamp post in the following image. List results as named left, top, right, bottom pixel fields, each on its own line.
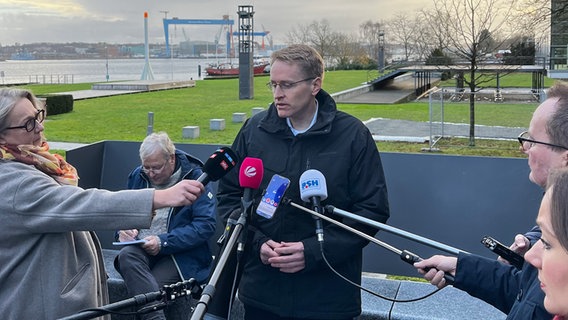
left=105, top=45, right=109, bottom=82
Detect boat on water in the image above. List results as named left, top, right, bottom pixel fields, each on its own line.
left=9, top=51, right=35, bottom=60
left=205, top=62, right=269, bottom=77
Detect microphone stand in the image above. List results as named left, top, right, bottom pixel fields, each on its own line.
left=326, top=205, right=467, bottom=256
left=58, top=280, right=200, bottom=320
left=190, top=198, right=251, bottom=320
left=285, top=199, right=455, bottom=284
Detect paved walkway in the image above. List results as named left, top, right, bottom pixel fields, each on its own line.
left=365, top=118, right=525, bottom=142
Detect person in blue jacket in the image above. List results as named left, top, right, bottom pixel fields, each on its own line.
left=415, top=81, right=568, bottom=319
left=115, top=132, right=216, bottom=320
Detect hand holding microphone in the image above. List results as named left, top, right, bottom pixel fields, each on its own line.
left=153, top=179, right=204, bottom=209
left=153, top=147, right=238, bottom=209
left=414, top=255, right=458, bottom=288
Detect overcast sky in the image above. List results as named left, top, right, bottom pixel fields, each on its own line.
left=0, top=0, right=430, bottom=46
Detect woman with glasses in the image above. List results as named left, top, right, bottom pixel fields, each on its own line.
left=525, top=168, right=568, bottom=320
left=114, top=132, right=216, bottom=320
left=0, top=88, right=205, bottom=319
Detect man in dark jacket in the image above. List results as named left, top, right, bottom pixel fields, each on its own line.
left=115, top=132, right=216, bottom=320
left=215, top=44, right=390, bottom=320
left=415, top=82, right=568, bottom=319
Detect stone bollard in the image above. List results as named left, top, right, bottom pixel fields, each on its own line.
left=210, top=119, right=226, bottom=131
left=251, top=107, right=264, bottom=116
left=232, top=112, right=247, bottom=123
left=182, top=126, right=200, bottom=139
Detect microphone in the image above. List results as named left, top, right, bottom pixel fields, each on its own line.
left=238, top=157, right=264, bottom=204
left=299, top=169, right=328, bottom=243
left=237, top=157, right=264, bottom=254
left=197, top=147, right=238, bottom=185
left=283, top=199, right=455, bottom=285
left=325, top=205, right=466, bottom=256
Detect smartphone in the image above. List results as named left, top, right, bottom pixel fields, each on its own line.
left=256, top=174, right=290, bottom=219
left=481, top=235, right=525, bottom=269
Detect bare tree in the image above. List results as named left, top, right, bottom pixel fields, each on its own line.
left=286, top=24, right=311, bottom=45
left=359, top=20, right=384, bottom=63
left=386, top=12, right=420, bottom=61
left=427, top=0, right=519, bottom=146
left=330, top=32, right=366, bottom=68
left=285, top=19, right=337, bottom=62
left=512, top=0, right=568, bottom=63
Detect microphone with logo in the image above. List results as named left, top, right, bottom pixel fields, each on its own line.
left=197, top=146, right=238, bottom=186
left=192, top=157, right=262, bottom=320
left=237, top=157, right=264, bottom=256
left=299, top=169, right=328, bottom=244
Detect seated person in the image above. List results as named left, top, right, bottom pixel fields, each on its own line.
left=115, top=132, right=216, bottom=320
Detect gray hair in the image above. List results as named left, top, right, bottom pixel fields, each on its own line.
left=546, top=81, right=568, bottom=150
left=0, top=88, right=43, bottom=132
left=270, top=44, right=325, bottom=80
left=139, top=132, right=175, bottom=162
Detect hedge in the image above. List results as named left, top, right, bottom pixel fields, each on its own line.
left=38, top=94, right=74, bottom=116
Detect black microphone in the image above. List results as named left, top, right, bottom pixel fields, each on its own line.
left=299, top=169, right=328, bottom=243
left=197, top=147, right=238, bottom=185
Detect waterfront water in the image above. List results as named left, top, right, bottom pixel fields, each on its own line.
left=0, top=58, right=221, bottom=84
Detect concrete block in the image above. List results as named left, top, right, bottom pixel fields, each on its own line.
left=232, top=112, right=247, bottom=123
left=182, top=126, right=199, bottom=139
left=251, top=107, right=264, bottom=116
left=210, top=119, right=225, bottom=131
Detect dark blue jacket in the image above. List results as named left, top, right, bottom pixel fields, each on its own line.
left=455, top=252, right=551, bottom=319
left=126, top=149, right=216, bottom=283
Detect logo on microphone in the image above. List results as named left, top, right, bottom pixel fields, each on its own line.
left=301, top=179, right=321, bottom=190
left=244, top=165, right=257, bottom=177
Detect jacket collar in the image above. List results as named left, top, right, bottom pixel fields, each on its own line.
left=260, top=89, right=336, bottom=135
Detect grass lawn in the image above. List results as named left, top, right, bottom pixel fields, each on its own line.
left=15, top=70, right=541, bottom=158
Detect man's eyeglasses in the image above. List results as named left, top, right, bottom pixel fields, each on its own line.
left=266, top=78, right=315, bottom=92
left=142, top=161, right=168, bottom=174
left=517, top=131, right=568, bottom=152
left=6, top=109, right=45, bottom=132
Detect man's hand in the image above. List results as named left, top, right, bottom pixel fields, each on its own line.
left=142, top=235, right=161, bottom=256
left=498, top=234, right=530, bottom=265
left=414, top=255, right=457, bottom=289
left=266, top=241, right=306, bottom=273
left=118, top=229, right=138, bottom=242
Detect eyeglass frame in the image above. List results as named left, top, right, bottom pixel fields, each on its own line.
left=266, top=77, right=316, bottom=92
left=141, top=160, right=169, bottom=175
left=5, top=109, right=45, bottom=132
left=517, top=131, right=568, bottom=151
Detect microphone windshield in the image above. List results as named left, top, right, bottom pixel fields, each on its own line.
left=299, top=169, right=328, bottom=202
left=203, top=147, right=238, bottom=182
left=239, top=157, right=264, bottom=189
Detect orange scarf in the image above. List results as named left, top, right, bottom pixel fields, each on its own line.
left=0, top=140, right=79, bottom=186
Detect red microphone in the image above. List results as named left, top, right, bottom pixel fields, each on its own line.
left=237, top=157, right=264, bottom=254
left=239, top=157, right=264, bottom=190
